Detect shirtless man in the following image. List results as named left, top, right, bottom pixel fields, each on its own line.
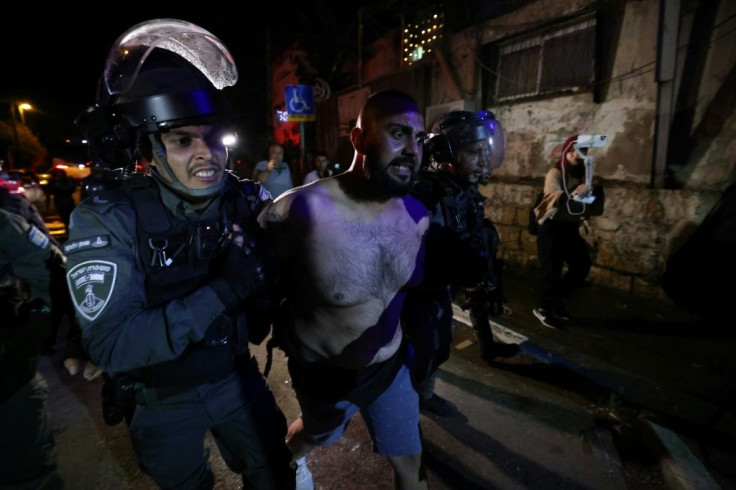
left=258, top=90, right=430, bottom=489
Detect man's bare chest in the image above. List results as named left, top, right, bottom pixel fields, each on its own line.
left=305, top=206, right=426, bottom=305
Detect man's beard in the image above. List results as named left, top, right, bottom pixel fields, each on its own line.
left=364, top=153, right=416, bottom=197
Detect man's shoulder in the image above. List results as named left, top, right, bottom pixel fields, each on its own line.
left=403, top=192, right=430, bottom=222
left=224, top=172, right=272, bottom=203
left=0, top=206, right=28, bottom=231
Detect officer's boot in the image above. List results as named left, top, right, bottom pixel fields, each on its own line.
left=470, top=306, right=520, bottom=364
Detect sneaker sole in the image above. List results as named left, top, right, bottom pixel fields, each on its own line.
left=533, top=309, right=561, bottom=329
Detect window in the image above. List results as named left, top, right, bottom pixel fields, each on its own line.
left=494, top=16, right=596, bottom=102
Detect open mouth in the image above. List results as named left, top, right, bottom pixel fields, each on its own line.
left=192, top=167, right=219, bottom=182
left=388, top=162, right=414, bottom=180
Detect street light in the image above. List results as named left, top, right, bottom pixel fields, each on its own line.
left=17, top=103, right=32, bottom=125
left=3, top=99, right=34, bottom=169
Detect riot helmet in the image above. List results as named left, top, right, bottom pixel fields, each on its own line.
left=425, top=110, right=505, bottom=175
left=76, top=18, right=238, bottom=200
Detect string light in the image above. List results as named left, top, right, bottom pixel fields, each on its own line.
left=402, top=11, right=444, bottom=66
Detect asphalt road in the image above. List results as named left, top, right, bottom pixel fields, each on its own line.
left=38, top=195, right=733, bottom=489
left=43, top=329, right=640, bottom=490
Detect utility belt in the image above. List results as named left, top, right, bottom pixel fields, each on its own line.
left=101, top=314, right=242, bottom=425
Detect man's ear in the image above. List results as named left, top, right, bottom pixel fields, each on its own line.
left=350, top=126, right=364, bottom=153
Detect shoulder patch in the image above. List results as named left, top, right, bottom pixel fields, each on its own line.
left=27, top=225, right=50, bottom=249
left=64, top=235, right=111, bottom=254
left=66, top=260, right=117, bottom=321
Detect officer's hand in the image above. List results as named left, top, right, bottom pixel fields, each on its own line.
left=63, top=358, right=104, bottom=380
left=209, top=234, right=267, bottom=310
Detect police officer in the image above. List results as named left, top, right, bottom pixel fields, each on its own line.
left=405, top=110, right=520, bottom=416
left=0, top=207, right=64, bottom=489
left=67, top=19, right=294, bottom=489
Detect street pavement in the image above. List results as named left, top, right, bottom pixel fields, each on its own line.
left=38, top=199, right=735, bottom=489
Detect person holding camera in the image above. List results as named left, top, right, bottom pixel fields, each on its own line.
left=253, top=143, right=294, bottom=198
left=66, top=19, right=294, bottom=489
left=532, top=134, right=605, bottom=329
left=405, top=110, right=519, bottom=416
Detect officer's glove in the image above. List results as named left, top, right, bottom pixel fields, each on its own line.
left=209, top=238, right=267, bottom=311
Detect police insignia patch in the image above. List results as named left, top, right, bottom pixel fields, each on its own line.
left=66, top=260, right=117, bottom=321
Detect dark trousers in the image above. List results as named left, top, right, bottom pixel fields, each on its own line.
left=469, top=301, right=496, bottom=359
left=0, top=372, right=63, bottom=489
left=536, top=220, right=591, bottom=311
left=129, top=364, right=294, bottom=490
left=403, top=290, right=453, bottom=399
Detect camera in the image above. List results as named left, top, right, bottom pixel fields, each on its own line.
left=575, top=134, right=608, bottom=149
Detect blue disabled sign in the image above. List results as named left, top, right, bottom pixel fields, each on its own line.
left=286, top=85, right=315, bottom=122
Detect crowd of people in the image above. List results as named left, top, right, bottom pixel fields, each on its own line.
left=1, top=18, right=605, bottom=490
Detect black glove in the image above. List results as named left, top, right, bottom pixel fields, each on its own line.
left=101, top=373, right=137, bottom=426
left=209, top=239, right=267, bottom=310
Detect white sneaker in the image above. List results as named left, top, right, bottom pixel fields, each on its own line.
left=294, top=457, right=314, bottom=490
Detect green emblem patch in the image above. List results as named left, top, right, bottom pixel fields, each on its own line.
left=66, top=260, right=117, bottom=321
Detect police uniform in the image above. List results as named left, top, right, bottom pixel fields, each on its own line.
left=406, top=168, right=501, bottom=395
left=65, top=172, right=294, bottom=489
left=0, top=208, right=64, bottom=489
left=66, top=19, right=295, bottom=489
left=404, top=111, right=513, bottom=411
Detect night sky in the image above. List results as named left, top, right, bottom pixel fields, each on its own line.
left=0, top=2, right=390, bottom=162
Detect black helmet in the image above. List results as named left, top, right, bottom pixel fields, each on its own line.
left=76, top=19, right=238, bottom=198
left=425, top=110, right=505, bottom=171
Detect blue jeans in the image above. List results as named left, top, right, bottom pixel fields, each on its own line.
left=296, top=364, right=422, bottom=457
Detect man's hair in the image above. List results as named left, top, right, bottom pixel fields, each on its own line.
left=357, top=90, right=420, bottom=130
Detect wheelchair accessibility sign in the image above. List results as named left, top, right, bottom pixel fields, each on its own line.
left=286, top=85, right=315, bottom=121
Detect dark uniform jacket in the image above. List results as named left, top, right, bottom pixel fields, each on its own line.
left=0, top=209, right=61, bottom=400
left=64, top=172, right=271, bottom=379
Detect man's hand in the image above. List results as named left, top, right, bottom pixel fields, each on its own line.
left=571, top=184, right=591, bottom=198
left=267, top=160, right=278, bottom=171
left=63, top=358, right=104, bottom=380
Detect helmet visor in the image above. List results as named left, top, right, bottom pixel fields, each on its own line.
left=104, top=18, right=237, bottom=97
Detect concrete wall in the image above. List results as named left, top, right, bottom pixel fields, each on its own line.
left=425, top=0, right=736, bottom=299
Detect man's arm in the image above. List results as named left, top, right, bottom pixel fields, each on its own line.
left=254, top=160, right=272, bottom=183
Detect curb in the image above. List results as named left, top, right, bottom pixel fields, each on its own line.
left=640, top=421, right=722, bottom=490
left=451, top=304, right=724, bottom=489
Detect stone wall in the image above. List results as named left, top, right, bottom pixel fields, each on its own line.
left=481, top=179, right=723, bottom=300
left=421, top=0, right=736, bottom=303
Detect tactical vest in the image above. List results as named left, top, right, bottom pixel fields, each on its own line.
left=414, top=171, right=500, bottom=288
left=121, top=172, right=265, bottom=389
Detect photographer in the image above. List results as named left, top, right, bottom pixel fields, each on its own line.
left=66, top=19, right=294, bottom=489
left=532, top=134, right=605, bottom=329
